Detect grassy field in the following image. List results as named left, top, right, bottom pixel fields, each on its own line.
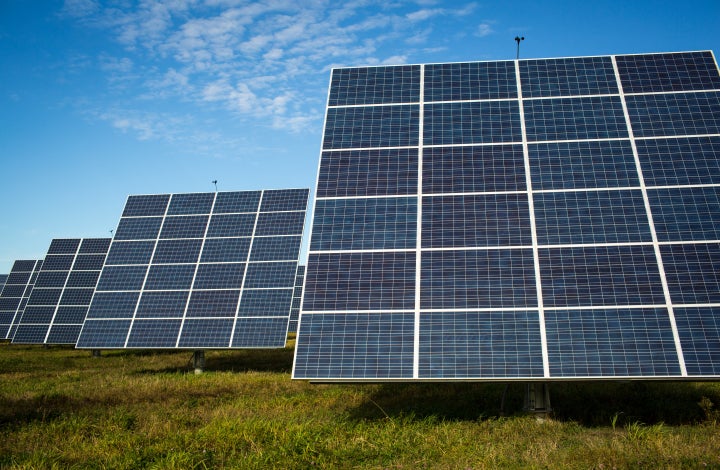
left=1, top=340, right=719, bottom=469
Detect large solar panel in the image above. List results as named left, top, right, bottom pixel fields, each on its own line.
left=0, top=260, right=43, bottom=340
left=76, top=189, right=309, bottom=349
left=0, top=275, right=7, bottom=292
left=12, top=238, right=111, bottom=344
left=293, top=51, right=720, bottom=381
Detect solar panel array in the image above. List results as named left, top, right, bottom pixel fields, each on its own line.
left=0, top=260, right=43, bottom=340
left=76, top=189, right=309, bottom=349
left=293, top=51, right=720, bottom=381
left=288, top=265, right=305, bottom=333
left=12, top=238, right=111, bottom=344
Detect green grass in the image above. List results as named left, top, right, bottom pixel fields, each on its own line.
left=1, top=341, right=719, bottom=469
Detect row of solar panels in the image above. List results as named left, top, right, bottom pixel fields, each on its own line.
left=0, top=189, right=309, bottom=349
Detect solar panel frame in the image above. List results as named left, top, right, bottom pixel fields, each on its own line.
left=294, top=50, right=720, bottom=382
left=12, top=239, right=111, bottom=345
left=76, top=189, right=309, bottom=349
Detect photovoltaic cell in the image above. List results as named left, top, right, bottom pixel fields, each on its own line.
left=76, top=189, right=309, bottom=349
left=288, top=265, right=304, bottom=333
left=294, top=50, right=720, bottom=382
left=0, top=260, right=43, bottom=340
left=12, top=239, right=110, bottom=344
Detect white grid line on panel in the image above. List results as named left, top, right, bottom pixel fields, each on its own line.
left=175, top=192, right=218, bottom=348
left=612, top=55, right=688, bottom=377
left=516, top=59, right=550, bottom=378
left=229, top=191, right=264, bottom=347
left=413, top=64, right=425, bottom=379
left=124, top=198, right=171, bottom=348
left=41, top=240, right=82, bottom=343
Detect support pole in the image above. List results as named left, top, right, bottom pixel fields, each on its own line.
left=91, top=349, right=101, bottom=358
left=524, top=383, right=552, bottom=419
left=192, top=350, right=205, bottom=374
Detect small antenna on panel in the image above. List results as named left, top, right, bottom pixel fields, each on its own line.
left=515, top=36, right=525, bottom=60
left=109, top=229, right=114, bottom=236
left=212, top=180, right=218, bottom=192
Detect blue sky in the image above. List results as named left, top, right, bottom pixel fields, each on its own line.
left=1, top=0, right=719, bottom=273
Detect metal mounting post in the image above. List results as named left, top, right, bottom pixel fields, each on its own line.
left=524, top=382, right=552, bottom=419
left=91, top=349, right=101, bottom=358
left=192, top=350, right=205, bottom=374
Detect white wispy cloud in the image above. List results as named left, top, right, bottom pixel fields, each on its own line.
left=477, top=21, right=494, bottom=37
left=63, top=1, right=483, bottom=148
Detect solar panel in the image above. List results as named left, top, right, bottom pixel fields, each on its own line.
left=12, top=238, right=111, bottom=344
left=0, top=275, right=7, bottom=293
left=288, top=265, right=305, bottom=333
left=0, top=260, right=43, bottom=340
left=293, top=50, right=720, bottom=381
left=76, top=189, right=309, bottom=349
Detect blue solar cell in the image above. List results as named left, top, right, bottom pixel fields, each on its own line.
left=200, top=238, right=251, bottom=263
left=421, top=249, right=537, bottom=309
left=178, top=319, right=234, bottom=348
left=86, top=292, right=140, bottom=319
left=534, top=190, right=652, bottom=245
left=255, top=212, right=305, bottom=236
left=250, top=236, right=303, bottom=262
left=114, top=217, right=163, bottom=240
left=317, top=149, right=418, bottom=198
left=65, top=271, right=100, bottom=288
left=136, top=291, right=189, bottom=318
left=648, top=186, right=720, bottom=242
left=160, top=215, right=209, bottom=239
left=419, top=311, right=545, bottom=378
left=167, top=192, right=215, bottom=215
left=152, top=239, right=203, bottom=264
left=238, top=289, right=293, bottom=317
left=53, top=306, right=88, bottom=324
left=231, top=317, right=288, bottom=348
left=48, top=239, right=81, bottom=254
left=626, top=92, right=720, bottom=137
left=79, top=238, right=112, bottom=254
left=213, top=191, right=261, bottom=214
left=12, top=325, right=49, bottom=343
left=545, top=308, right=681, bottom=377
left=638, top=137, right=720, bottom=187
left=328, top=65, right=421, bottom=106
left=27, top=289, right=62, bottom=306
left=423, top=145, right=526, bottom=194
left=303, top=253, right=415, bottom=311
left=96, top=265, right=147, bottom=291
left=616, top=52, right=720, bottom=94
left=206, top=213, right=256, bottom=237
left=105, top=241, right=155, bottom=265
left=422, top=194, right=531, bottom=248
left=122, top=194, right=170, bottom=217
left=41, top=255, right=74, bottom=271
left=324, top=105, right=420, bottom=149
left=260, top=189, right=309, bottom=212
left=675, top=307, right=720, bottom=376
left=424, top=101, right=521, bottom=145
left=186, top=290, right=240, bottom=317
left=144, top=264, right=196, bottom=290
left=73, top=254, right=106, bottom=270
left=524, top=96, right=628, bottom=141
left=539, top=245, right=665, bottom=307
left=311, top=198, right=417, bottom=251
left=46, top=325, right=82, bottom=344
left=244, top=262, right=297, bottom=289
left=192, top=263, right=245, bottom=289
left=529, top=140, right=639, bottom=190
left=77, top=320, right=131, bottom=348
left=294, top=313, right=415, bottom=379
left=520, top=56, right=618, bottom=98
left=126, top=319, right=181, bottom=348
left=34, top=271, right=69, bottom=288
left=425, top=61, right=517, bottom=101
left=17, top=306, right=55, bottom=323
left=662, top=243, right=720, bottom=305
left=59, top=288, right=93, bottom=305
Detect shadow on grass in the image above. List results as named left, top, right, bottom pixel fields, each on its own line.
left=129, top=347, right=296, bottom=375
left=348, top=381, right=720, bottom=426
